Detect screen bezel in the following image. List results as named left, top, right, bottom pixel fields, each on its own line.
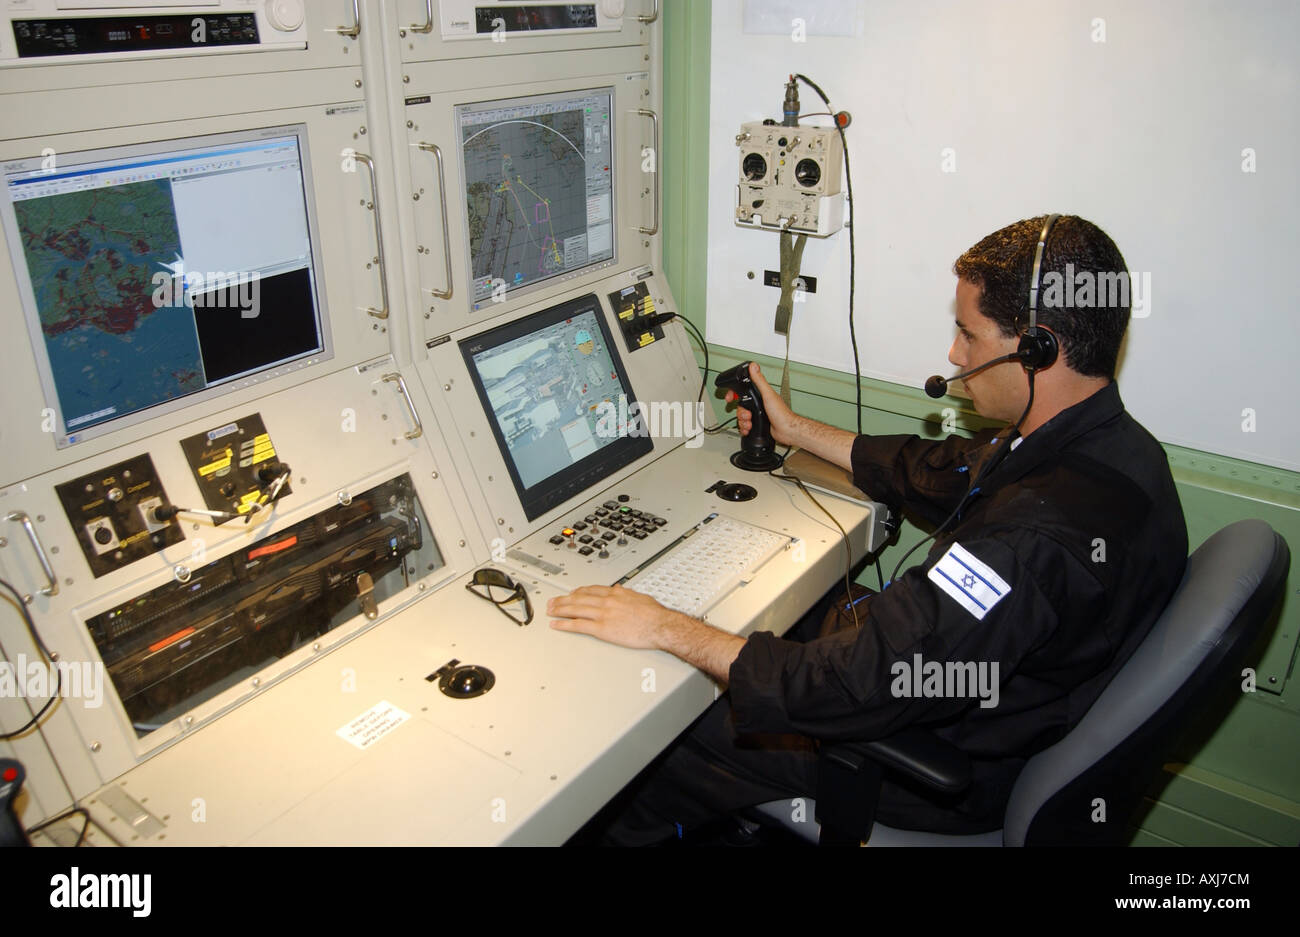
left=454, top=86, right=617, bottom=314
left=459, top=293, right=652, bottom=521
left=0, top=123, right=333, bottom=449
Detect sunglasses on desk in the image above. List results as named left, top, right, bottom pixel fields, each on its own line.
left=465, top=567, right=534, bottom=626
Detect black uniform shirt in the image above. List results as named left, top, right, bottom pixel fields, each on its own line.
left=727, top=382, right=1188, bottom=832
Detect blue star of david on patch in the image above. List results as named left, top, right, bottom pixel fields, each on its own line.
left=928, top=542, right=1012, bottom=621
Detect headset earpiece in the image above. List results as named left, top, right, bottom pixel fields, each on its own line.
left=1017, top=325, right=1058, bottom=372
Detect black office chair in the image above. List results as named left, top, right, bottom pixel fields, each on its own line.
left=750, top=519, right=1291, bottom=845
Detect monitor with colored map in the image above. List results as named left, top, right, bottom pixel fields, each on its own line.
left=460, top=293, right=651, bottom=521
left=1, top=124, right=331, bottom=447
left=456, top=87, right=616, bottom=311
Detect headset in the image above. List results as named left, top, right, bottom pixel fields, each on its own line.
left=924, top=213, right=1064, bottom=398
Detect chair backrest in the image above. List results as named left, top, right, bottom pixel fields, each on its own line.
left=1002, top=519, right=1290, bottom=846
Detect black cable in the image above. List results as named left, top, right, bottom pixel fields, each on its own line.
left=769, top=452, right=860, bottom=630
left=794, top=73, right=861, bottom=436
left=674, top=313, right=710, bottom=404
left=25, top=805, right=91, bottom=845
left=0, top=577, right=62, bottom=741
left=668, top=312, right=737, bottom=434
left=885, top=372, right=1038, bottom=587
left=25, top=804, right=124, bottom=847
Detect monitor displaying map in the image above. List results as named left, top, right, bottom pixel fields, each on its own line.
left=1, top=125, right=330, bottom=447
left=460, top=293, right=651, bottom=520
left=456, top=87, right=616, bottom=310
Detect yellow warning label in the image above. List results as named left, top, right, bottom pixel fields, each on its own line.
left=638, top=332, right=655, bottom=346
left=198, top=457, right=232, bottom=477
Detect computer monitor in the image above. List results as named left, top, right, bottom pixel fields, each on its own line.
left=456, top=87, right=616, bottom=310
left=460, top=293, right=651, bottom=521
left=0, top=124, right=331, bottom=447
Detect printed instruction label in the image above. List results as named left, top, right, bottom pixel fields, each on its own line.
left=336, top=701, right=411, bottom=750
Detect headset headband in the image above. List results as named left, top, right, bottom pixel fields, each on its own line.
left=1026, top=213, right=1061, bottom=332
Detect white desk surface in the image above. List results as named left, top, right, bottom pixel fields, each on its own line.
left=81, top=436, right=876, bottom=845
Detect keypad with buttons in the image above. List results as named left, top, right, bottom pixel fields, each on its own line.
left=541, top=494, right=669, bottom=561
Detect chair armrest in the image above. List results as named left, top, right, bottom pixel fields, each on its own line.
left=825, top=727, right=972, bottom=795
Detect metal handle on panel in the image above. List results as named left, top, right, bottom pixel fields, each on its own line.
left=6, top=512, right=58, bottom=598
left=638, top=0, right=659, bottom=24
left=354, top=153, right=390, bottom=320
left=330, top=0, right=361, bottom=37
left=416, top=142, right=454, bottom=300
left=637, top=108, right=660, bottom=235
left=383, top=373, right=424, bottom=440
left=410, top=0, right=433, bottom=33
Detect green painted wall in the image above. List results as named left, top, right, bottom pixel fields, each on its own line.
left=661, top=0, right=1299, bottom=846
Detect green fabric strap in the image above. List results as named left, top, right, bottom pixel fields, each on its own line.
left=774, top=229, right=808, bottom=407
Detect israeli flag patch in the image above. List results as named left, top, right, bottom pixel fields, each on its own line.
left=927, top=542, right=1011, bottom=620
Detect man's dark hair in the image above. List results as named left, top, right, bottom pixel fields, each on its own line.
left=953, top=215, right=1130, bottom=378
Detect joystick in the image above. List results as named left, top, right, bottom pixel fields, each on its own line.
left=715, top=362, right=784, bottom=472
left=0, top=758, right=30, bottom=846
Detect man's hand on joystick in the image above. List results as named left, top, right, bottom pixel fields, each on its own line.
left=714, top=361, right=787, bottom=471
left=733, top=362, right=800, bottom=447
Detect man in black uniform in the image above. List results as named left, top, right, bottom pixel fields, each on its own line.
left=548, top=215, right=1188, bottom=844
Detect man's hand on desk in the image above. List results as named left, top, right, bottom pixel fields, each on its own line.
left=736, top=363, right=856, bottom=472
left=548, top=585, right=745, bottom=685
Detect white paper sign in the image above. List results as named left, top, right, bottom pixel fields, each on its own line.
left=336, top=701, right=411, bottom=750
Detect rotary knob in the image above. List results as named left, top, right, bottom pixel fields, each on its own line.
left=265, top=0, right=305, bottom=32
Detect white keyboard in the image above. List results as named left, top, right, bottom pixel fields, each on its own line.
left=621, top=514, right=791, bottom=618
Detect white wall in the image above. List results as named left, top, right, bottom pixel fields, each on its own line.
left=706, top=0, right=1298, bottom=470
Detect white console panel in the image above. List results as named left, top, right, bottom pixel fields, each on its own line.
left=399, top=48, right=657, bottom=332
left=393, top=0, right=652, bottom=63
left=64, top=434, right=877, bottom=845
left=0, top=358, right=481, bottom=829
left=0, top=0, right=366, bottom=85
left=414, top=269, right=703, bottom=555
left=0, top=97, right=396, bottom=486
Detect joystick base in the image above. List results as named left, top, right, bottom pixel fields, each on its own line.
left=730, top=449, right=784, bottom=472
